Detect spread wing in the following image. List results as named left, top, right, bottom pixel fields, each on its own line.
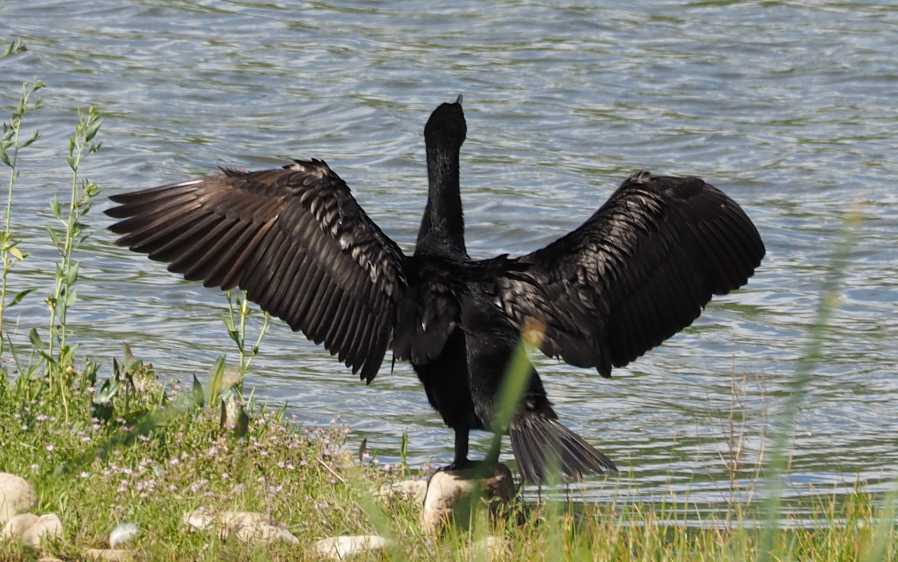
left=491, top=171, right=765, bottom=377
left=105, top=159, right=409, bottom=382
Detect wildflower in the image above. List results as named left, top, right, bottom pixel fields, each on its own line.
left=30, top=464, right=39, bottom=471
left=79, top=472, right=89, bottom=478
left=81, top=436, right=91, bottom=442
left=45, top=445, right=54, bottom=452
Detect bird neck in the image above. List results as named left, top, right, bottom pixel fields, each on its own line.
left=416, top=143, right=466, bottom=258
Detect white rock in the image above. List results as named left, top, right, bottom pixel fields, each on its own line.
left=423, top=464, right=516, bottom=533
left=84, top=549, right=135, bottom=561
left=109, top=522, right=139, bottom=547
left=0, top=473, right=37, bottom=524
left=2, top=513, right=39, bottom=541
left=235, top=523, right=299, bottom=545
left=218, top=510, right=272, bottom=530
left=315, top=535, right=392, bottom=559
left=182, top=508, right=294, bottom=544
left=182, top=508, right=216, bottom=531
left=21, top=513, right=63, bottom=549
left=377, top=479, right=428, bottom=502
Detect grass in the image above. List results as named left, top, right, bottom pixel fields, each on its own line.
left=1, top=365, right=896, bottom=561
left=0, top=369, right=895, bottom=561
left=2, top=36, right=897, bottom=561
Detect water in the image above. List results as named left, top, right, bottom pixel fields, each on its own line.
left=2, top=0, right=898, bottom=511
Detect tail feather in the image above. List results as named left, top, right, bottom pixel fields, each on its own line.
left=509, top=416, right=617, bottom=485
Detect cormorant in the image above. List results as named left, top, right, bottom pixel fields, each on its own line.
left=105, top=97, right=765, bottom=484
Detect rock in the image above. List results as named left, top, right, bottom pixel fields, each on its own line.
left=0, top=473, right=37, bottom=524
left=235, top=523, right=299, bottom=545
left=182, top=508, right=216, bottom=531
left=422, top=464, right=516, bottom=533
left=2, top=512, right=39, bottom=541
left=21, top=513, right=63, bottom=549
left=315, top=535, right=392, bottom=559
left=84, top=549, right=135, bottom=561
left=473, top=535, right=511, bottom=559
left=182, top=509, right=295, bottom=544
left=377, top=479, right=428, bottom=503
left=37, top=558, right=65, bottom=562
left=109, top=522, right=139, bottom=547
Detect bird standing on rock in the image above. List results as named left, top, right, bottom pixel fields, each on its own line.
left=106, top=96, right=765, bottom=484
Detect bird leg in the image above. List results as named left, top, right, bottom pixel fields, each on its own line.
left=434, top=427, right=500, bottom=473
left=442, top=426, right=471, bottom=470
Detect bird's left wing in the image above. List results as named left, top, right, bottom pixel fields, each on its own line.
left=487, top=172, right=765, bottom=377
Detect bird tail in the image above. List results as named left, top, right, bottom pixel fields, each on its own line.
left=509, top=415, right=617, bottom=485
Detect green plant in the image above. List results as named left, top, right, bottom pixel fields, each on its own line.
left=45, top=105, right=102, bottom=357
left=0, top=40, right=43, bottom=341
left=222, top=289, right=271, bottom=388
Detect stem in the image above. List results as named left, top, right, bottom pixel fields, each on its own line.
left=0, top=79, right=42, bottom=338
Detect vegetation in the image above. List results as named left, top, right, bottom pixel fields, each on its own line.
left=1, top=38, right=897, bottom=561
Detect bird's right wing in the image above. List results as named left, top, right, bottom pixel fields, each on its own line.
left=491, top=172, right=765, bottom=377
left=106, top=159, right=409, bottom=382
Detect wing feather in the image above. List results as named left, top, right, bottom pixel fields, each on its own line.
left=490, top=172, right=764, bottom=377
left=106, top=159, right=410, bottom=381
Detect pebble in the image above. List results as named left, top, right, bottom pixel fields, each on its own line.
left=422, top=464, right=516, bottom=533
left=84, top=549, right=135, bottom=561
left=235, top=523, right=299, bottom=545
left=2, top=513, right=39, bottom=541
left=21, top=513, right=63, bottom=549
left=0, top=473, right=37, bottom=524
left=315, top=535, right=393, bottom=559
left=182, top=508, right=297, bottom=544
left=377, top=479, right=428, bottom=503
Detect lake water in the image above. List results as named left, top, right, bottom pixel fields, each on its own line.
left=2, top=0, right=898, bottom=512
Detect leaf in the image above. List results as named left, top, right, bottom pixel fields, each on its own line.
left=9, top=288, right=35, bottom=307
left=45, top=226, right=60, bottom=247
left=9, top=245, right=24, bottom=260
left=234, top=407, right=250, bottom=439
left=0, top=143, right=10, bottom=167
left=192, top=374, right=205, bottom=409
left=65, top=262, right=80, bottom=286
left=85, top=118, right=102, bottom=143
left=207, top=356, right=226, bottom=403
left=49, top=195, right=61, bottom=220
left=123, top=342, right=134, bottom=371
left=65, top=286, right=77, bottom=307
left=20, top=130, right=40, bottom=149
left=28, top=327, right=42, bottom=349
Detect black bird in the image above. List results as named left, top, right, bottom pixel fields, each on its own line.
left=105, top=98, right=765, bottom=484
